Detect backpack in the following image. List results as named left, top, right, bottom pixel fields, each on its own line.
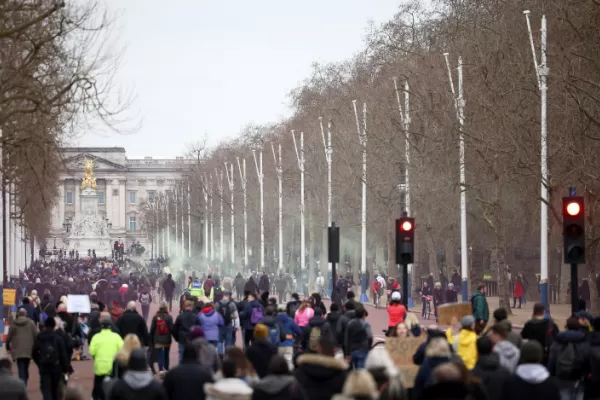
left=39, top=304, right=50, bottom=324
left=556, top=342, right=581, bottom=379
left=156, top=317, right=169, bottom=335
left=308, top=326, right=322, bottom=352
left=344, top=318, right=367, bottom=351
left=39, top=337, right=59, bottom=366
left=268, top=324, right=281, bottom=346
left=250, top=306, right=264, bottom=325
left=218, top=301, right=233, bottom=325
left=140, top=293, right=150, bottom=305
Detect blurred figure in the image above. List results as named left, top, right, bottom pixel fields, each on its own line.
left=6, top=308, right=38, bottom=385
left=332, top=370, right=378, bottom=400
left=109, top=348, right=166, bottom=400
left=0, top=358, right=28, bottom=400
left=506, top=341, right=560, bottom=400
left=163, top=342, right=215, bottom=400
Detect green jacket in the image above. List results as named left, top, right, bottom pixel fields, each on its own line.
left=471, top=291, right=489, bottom=322
left=89, top=328, right=124, bottom=376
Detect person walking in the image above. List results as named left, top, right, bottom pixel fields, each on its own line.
left=116, top=301, right=150, bottom=347
left=89, top=317, right=124, bottom=400
left=150, top=301, right=174, bottom=373
left=32, top=317, right=70, bottom=400
left=139, top=286, right=153, bottom=322
left=471, top=284, right=489, bottom=335
left=6, top=308, right=38, bottom=385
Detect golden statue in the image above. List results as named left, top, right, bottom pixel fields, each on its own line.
left=81, top=158, right=97, bottom=191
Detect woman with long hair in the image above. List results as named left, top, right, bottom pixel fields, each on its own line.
left=294, top=301, right=314, bottom=327
left=222, top=347, right=258, bottom=384
left=114, top=334, right=141, bottom=378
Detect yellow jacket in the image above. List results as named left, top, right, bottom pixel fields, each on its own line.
left=89, top=328, right=124, bottom=376
left=446, top=328, right=477, bottom=370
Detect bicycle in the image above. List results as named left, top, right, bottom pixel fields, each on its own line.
left=422, top=295, right=432, bottom=320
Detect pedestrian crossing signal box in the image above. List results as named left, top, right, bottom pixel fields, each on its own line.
left=396, top=217, right=415, bottom=265
left=563, top=196, right=585, bottom=264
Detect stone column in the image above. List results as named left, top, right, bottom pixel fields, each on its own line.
left=106, top=179, right=112, bottom=224
left=119, top=179, right=126, bottom=229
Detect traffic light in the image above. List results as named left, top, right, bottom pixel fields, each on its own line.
left=563, top=196, right=585, bottom=264
left=396, top=217, right=415, bottom=264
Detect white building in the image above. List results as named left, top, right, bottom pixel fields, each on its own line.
left=50, top=147, right=192, bottom=251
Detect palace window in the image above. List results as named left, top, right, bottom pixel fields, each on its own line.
left=147, top=190, right=155, bottom=202
left=129, top=216, right=137, bottom=232
left=66, top=191, right=73, bottom=204
left=129, top=190, right=136, bottom=204
left=98, top=191, right=105, bottom=204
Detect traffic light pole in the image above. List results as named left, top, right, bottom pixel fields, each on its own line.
left=402, top=263, right=409, bottom=308
left=570, top=264, right=578, bottom=315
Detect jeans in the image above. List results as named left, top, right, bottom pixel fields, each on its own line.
left=16, top=358, right=30, bottom=385
left=351, top=350, right=367, bottom=369
left=218, top=324, right=234, bottom=354
left=178, top=343, right=185, bottom=363
left=41, top=371, right=62, bottom=400
left=155, top=347, right=170, bottom=371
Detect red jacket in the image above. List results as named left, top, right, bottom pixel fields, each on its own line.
left=387, top=304, right=407, bottom=327
left=514, top=281, right=524, bottom=297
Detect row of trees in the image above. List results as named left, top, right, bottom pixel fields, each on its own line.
left=136, top=0, right=599, bottom=313
left=1, top=0, right=128, bottom=263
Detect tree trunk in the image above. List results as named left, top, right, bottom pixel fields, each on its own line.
left=387, top=213, right=397, bottom=278
left=586, top=201, right=599, bottom=314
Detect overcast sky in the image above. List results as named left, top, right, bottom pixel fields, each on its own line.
left=73, top=0, right=401, bottom=158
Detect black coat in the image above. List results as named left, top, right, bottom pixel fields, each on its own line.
left=505, top=374, right=560, bottom=400
left=32, top=330, right=70, bottom=374
left=110, top=373, right=166, bottom=400
left=252, top=375, right=297, bottom=400
left=471, top=354, right=512, bottom=400
left=293, top=354, right=348, bottom=400
left=246, top=340, right=277, bottom=378
left=116, top=310, right=150, bottom=346
left=162, top=361, right=214, bottom=400
left=172, top=310, right=200, bottom=344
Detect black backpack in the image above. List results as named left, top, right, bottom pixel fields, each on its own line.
left=39, top=337, right=60, bottom=367
left=555, top=342, right=582, bottom=379
left=218, top=301, right=233, bottom=325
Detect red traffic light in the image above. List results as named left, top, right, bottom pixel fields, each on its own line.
left=566, top=202, right=581, bottom=216
left=400, top=221, right=413, bottom=232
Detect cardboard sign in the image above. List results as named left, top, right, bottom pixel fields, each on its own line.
left=67, top=295, right=91, bottom=314
left=437, top=302, right=473, bottom=326
left=3, top=289, right=16, bottom=306
left=385, top=336, right=426, bottom=388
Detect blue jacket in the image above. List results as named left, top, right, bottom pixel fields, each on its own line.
left=198, top=306, right=223, bottom=342
left=242, top=300, right=264, bottom=331
left=276, top=313, right=302, bottom=346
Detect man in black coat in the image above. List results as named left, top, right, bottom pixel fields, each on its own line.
left=116, top=301, right=149, bottom=346
left=471, top=336, right=512, bottom=400
left=162, top=343, right=214, bottom=400
left=32, top=317, right=70, bottom=400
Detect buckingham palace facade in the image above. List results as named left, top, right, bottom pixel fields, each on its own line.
left=50, top=147, right=191, bottom=250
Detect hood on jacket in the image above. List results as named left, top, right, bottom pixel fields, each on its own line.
left=123, top=370, right=154, bottom=389
left=475, top=353, right=502, bottom=371
left=204, top=378, right=253, bottom=400
left=202, top=305, right=215, bottom=315
left=494, top=341, right=519, bottom=363
left=254, top=375, right=294, bottom=395
left=555, top=330, right=587, bottom=344
left=13, top=315, right=32, bottom=326
left=296, top=353, right=349, bottom=382
left=344, top=310, right=356, bottom=319
left=326, top=311, right=341, bottom=323
left=515, top=364, right=550, bottom=383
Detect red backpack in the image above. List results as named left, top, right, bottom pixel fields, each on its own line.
left=156, top=317, right=169, bottom=335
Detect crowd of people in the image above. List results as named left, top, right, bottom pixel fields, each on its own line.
left=2, top=258, right=600, bottom=400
